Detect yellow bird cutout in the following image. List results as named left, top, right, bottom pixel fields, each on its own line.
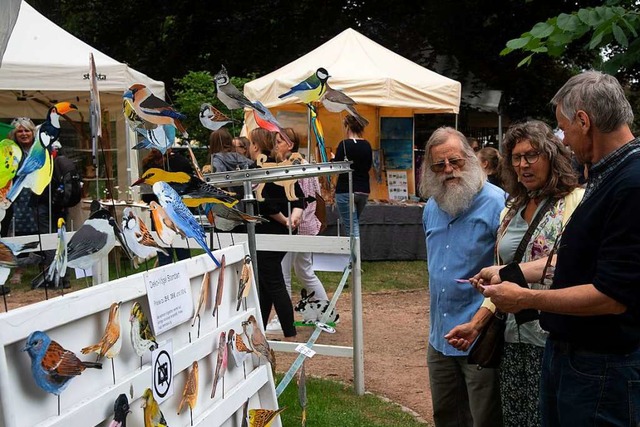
left=249, top=407, right=287, bottom=427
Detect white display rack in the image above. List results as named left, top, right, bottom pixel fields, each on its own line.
left=0, top=245, right=282, bottom=427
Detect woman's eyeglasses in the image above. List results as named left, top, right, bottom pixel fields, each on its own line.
left=430, top=158, right=466, bottom=173
left=511, top=151, right=541, bottom=167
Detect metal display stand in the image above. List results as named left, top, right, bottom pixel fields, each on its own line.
left=203, top=160, right=366, bottom=395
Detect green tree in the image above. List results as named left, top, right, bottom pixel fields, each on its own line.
left=501, top=1, right=640, bottom=79
left=172, top=70, right=255, bottom=166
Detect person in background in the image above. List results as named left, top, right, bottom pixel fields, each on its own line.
left=420, top=126, right=504, bottom=427
left=475, top=71, right=640, bottom=427
left=29, top=141, right=81, bottom=290
left=266, top=128, right=329, bottom=333
left=232, top=136, right=251, bottom=158
left=249, top=127, right=303, bottom=338
left=332, top=115, right=372, bottom=237
left=446, top=120, right=583, bottom=427
left=477, top=147, right=504, bottom=189
left=140, top=148, right=193, bottom=265
left=203, top=128, right=253, bottom=173
left=468, top=136, right=482, bottom=153
left=6, top=117, right=50, bottom=290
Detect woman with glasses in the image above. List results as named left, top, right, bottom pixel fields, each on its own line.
left=446, top=120, right=584, bottom=427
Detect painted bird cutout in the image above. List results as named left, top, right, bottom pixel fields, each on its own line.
left=7, top=102, right=77, bottom=202
left=211, top=331, right=228, bottom=399
left=199, top=103, right=232, bottom=131
left=141, top=388, right=169, bottom=427
left=148, top=201, right=178, bottom=246
left=121, top=207, right=168, bottom=268
left=123, top=97, right=147, bottom=132
left=0, top=239, right=38, bottom=286
left=248, top=407, right=287, bottom=427
left=177, top=361, right=199, bottom=415
left=133, top=168, right=238, bottom=208
left=0, top=138, right=22, bottom=189
left=109, top=394, right=131, bottom=427
left=212, top=254, right=226, bottom=318
left=191, top=271, right=210, bottom=331
left=227, top=328, right=252, bottom=368
left=278, top=67, right=330, bottom=103
left=308, top=104, right=328, bottom=162
left=129, top=302, right=158, bottom=357
left=67, top=206, right=132, bottom=272
left=123, top=83, right=188, bottom=137
left=320, top=83, right=369, bottom=128
left=23, top=330, right=102, bottom=396
left=242, top=315, right=276, bottom=369
left=44, top=218, right=67, bottom=289
left=201, top=201, right=267, bottom=232
left=251, top=101, right=294, bottom=147
left=214, top=66, right=265, bottom=114
left=298, top=360, right=307, bottom=427
left=81, top=302, right=122, bottom=362
left=236, top=255, right=253, bottom=311
left=153, top=181, right=221, bottom=268
left=133, top=125, right=176, bottom=155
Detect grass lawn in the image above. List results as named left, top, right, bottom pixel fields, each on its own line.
left=276, top=373, right=428, bottom=427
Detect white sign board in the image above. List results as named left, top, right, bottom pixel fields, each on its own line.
left=387, top=170, right=408, bottom=201
left=151, top=340, right=174, bottom=404
left=145, top=263, right=194, bottom=334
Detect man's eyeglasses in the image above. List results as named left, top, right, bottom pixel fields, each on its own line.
left=511, top=151, right=541, bottom=167
left=430, top=158, right=466, bottom=173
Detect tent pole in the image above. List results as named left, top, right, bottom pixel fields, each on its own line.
left=498, top=112, right=503, bottom=149
left=307, top=106, right=314, bottom=163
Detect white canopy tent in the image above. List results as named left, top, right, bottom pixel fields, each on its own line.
left=0, top=1, right=164, bottom=222
left=0, top=0, right=21, bottom=67
left=244, top=28, right=461, bottom=197
left=245, top=28, right=461, bottom=112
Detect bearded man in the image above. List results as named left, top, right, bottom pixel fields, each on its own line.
left=420, top=127, right=505, bottom=427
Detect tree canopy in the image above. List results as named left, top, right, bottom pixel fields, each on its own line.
left=25, top=0, right=610, bottom=123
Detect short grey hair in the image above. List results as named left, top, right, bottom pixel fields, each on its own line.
left=551, top=71, right=633, bottom=133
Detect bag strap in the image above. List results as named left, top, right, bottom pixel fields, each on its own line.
left=512, top=197, right=557, bottom=263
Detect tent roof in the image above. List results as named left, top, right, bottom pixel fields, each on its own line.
left=245, top=28, right=461, bottom=114
left=0, top=1, right=164, bottom=96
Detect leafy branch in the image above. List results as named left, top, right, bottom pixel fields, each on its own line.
left=501, top=3, right=640, bottom=74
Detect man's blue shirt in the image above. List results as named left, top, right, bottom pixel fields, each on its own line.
left=423, top=182, right=505, bottom=356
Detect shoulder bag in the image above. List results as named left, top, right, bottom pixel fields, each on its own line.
left=467, top=197, right=556, bottom=369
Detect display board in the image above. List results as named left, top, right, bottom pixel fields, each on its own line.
left=0, top=244, right=281, bottom=427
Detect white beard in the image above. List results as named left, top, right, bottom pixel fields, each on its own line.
left=425, top=166, right=485, bottom=217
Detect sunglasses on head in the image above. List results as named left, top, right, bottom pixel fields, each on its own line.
left=430, top=158, right=466, bottom=173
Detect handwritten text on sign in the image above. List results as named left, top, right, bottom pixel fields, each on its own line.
left=144, top=263, right=193, bottom=334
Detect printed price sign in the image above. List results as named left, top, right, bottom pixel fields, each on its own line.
left=295, top=344, right=316, bottom=358
left=144, top=263, right=193, bottom=334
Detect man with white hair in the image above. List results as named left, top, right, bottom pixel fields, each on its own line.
left=420, top=126, right=505, bottom=427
